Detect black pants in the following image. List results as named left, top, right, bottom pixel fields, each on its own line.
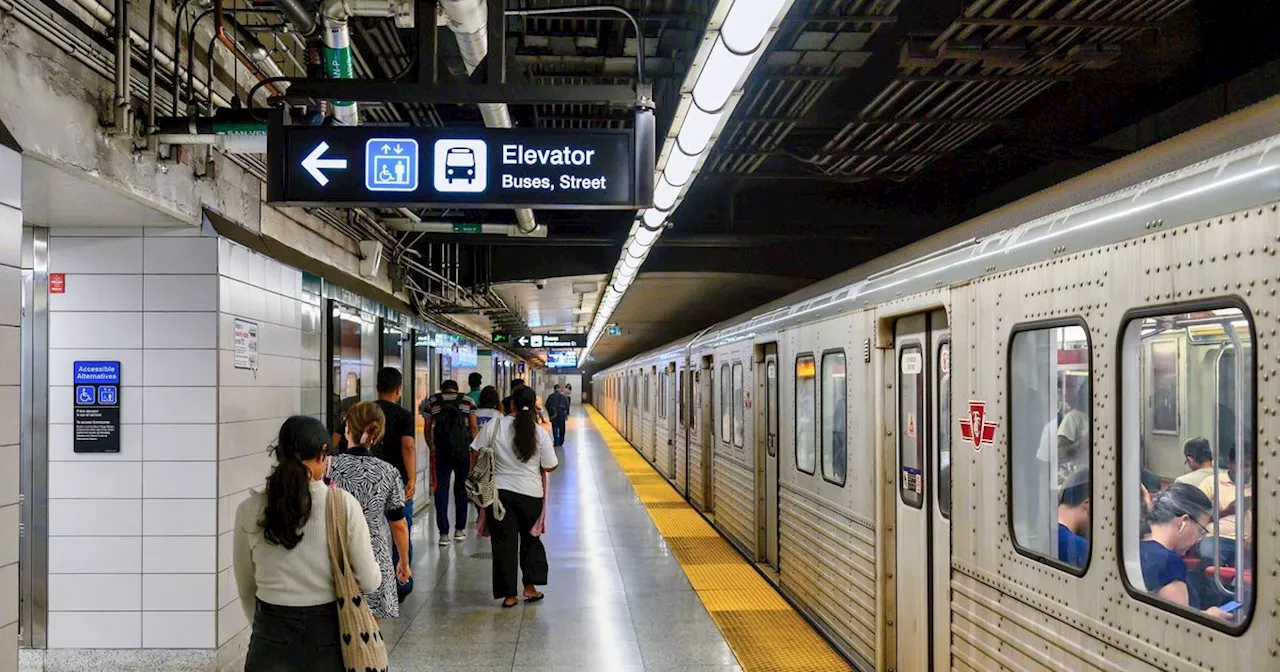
left=488, top=489, right=548, bottom=599
left=550, top=418, right=567, bottom=446
left=435, top=450, right=470, bottom=534
left=244, top=600, right=343, bottom=672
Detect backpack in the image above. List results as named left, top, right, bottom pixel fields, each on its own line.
left=433, top=397, right=472, bottom=463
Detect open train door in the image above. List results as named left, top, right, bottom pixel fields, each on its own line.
left=891, top=309, right=952, bottom=672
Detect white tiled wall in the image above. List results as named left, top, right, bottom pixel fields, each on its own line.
left=215, top=239, right=311, bottom=655
left=46, top=230, right=219, bottom=650
left=0, top=144, right=20, bottom=672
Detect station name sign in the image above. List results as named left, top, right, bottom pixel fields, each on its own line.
left=267, top=124, right=652, bottom=210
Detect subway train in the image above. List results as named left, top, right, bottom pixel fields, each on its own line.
left=593, top=97, right=1280, bottom=670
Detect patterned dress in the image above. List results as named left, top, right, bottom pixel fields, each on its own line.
left=329, top=450, right=406, bottom=619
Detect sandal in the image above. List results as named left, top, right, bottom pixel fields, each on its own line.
left=523, top=591, right=545, bottom=603
left=502, top=597, right=520, bottom=608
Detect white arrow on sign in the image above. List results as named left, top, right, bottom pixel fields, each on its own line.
left=302, top=141, right=348, bottom=186
left=515, top=335, right=530, bottom=347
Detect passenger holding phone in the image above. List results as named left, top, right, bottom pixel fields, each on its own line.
left=1139, top=484, right=1234, bottom=620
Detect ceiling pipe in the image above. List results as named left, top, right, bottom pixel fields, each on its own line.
left=439, top=0, right=541, bottom=235
left=271, top=0, right=318, bottom=37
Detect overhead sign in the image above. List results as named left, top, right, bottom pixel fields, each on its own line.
left=268, top=125, right=648, bottom=210
left=513, top=333, right=587, bottom=349
left=547, top=350, right=578, bottom=369
left=606, top=325, right=623, bottom=336
left=492, top=332, right=512, bottom=345
left=73, top=361, right=121, bottom=453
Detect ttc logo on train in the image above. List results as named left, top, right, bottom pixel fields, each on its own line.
left=958, top=400, right=998, bottom=451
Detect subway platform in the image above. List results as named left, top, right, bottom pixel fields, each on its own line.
left=378, top=406, right=849, bottom=671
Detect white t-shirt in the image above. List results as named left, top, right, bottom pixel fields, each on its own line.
left=471, top=416, right=559, bottom=497
left=475, top=408, right=502, bottom=428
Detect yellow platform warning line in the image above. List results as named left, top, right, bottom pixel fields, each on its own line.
left=585, top=406, right=852, bottom=672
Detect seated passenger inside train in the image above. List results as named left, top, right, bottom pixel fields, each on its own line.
left=1056, top=470, right=1089, bottom=567
left=1175, top=437, right=1215, bottom=487
left=1139, top=484, right=1233, bottom=620
left=1195, top=444, right=1248, bottom=566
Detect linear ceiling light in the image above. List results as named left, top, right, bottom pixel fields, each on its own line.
left=584, top=0, right=797, bottom=357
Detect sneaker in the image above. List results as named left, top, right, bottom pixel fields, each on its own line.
left=438, top=536, right=451, bottom=547
left=453, top=530, right=467, bottom=541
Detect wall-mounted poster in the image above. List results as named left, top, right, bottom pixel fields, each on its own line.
left=1151, top=340, right=1179, bottom=433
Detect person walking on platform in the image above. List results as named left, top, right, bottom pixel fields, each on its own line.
left=422, top=380, right=479, bottom=545
left=471, top=385, right=559, bottom=607
left=371, top=367, right=416, bottom=599
left=546, top=384, right=571, bottom=448
left=327, top=402, right=412, bottom=620
left=476, top=386, right=503, bottom=429
left=234, top=416, right=382, bottom=672
left=502, top=379, right=526, bottom=416
left=466, top=372, right=484, bottom=405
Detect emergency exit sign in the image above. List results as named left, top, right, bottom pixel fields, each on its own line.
left=453, top=222, right=482, bottom=234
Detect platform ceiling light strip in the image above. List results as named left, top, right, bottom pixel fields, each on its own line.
left=582, top=0, right=797, bottom=359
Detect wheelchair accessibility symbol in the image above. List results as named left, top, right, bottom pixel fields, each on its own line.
left=365, top=138, right=419, bottom=192
left=76, top=386, right=96, bottom=405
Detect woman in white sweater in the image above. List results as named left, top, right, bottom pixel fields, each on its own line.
left=234, top=416, right=381, bottom=672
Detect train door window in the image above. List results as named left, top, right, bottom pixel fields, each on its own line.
left=795, top=355, right=817, bottom=475
left=1009, top=322, right=1091, bottom=573
left=329, top=302, right=364, bottom=444
left=720, top=364, right=730, bottom=443
left=679, top=372, right=687, bottom=429
left=821, top=351, right=847, bottom=486
left=938, top=341, right=952, bottom=517
left=1119, top=306, right=1254, bottom=630
left=898, top=345, right=925, bottom=509
left=732, top=362, right=745, bottom=449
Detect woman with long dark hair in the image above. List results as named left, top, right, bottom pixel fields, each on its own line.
left=476, top=385, right=503, bottom=426
left=234, top=416, right=381, bottom=671
left=472, top=385, right=559, bottom=607
left=327, top=401, right=411, bottom=620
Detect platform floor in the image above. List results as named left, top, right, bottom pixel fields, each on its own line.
left=381, top=406, right=741, bottom=671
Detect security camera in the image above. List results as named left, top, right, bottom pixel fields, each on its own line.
left=535, top=280, right=546, bottom=290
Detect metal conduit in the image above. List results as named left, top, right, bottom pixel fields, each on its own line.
left=440, top=0, right=539, bottom=234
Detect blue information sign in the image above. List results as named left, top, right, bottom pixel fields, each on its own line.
left=364, top=138, right=419, bottom=192
left=73, top=360, right=121, bottom=453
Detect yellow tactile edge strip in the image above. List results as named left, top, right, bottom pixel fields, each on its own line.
left=586, top=406, right=853, bottom=672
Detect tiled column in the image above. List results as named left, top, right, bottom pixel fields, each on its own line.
left=0, top=132, right=23, bottom=672
left=45, top=229, right=218, bottom=653
left=214, top=239, right=305, bottom=664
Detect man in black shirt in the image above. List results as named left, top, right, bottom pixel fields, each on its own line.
left=374, top=367, right=417, bottom=598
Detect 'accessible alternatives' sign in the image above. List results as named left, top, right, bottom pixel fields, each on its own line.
left=268, top=125, right=652, bottom=210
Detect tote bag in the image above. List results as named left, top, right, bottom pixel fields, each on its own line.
left=325, top=488, right=389, bottom=672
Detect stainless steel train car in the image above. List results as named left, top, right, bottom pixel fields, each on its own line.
left=593, top=96, right=1280, bottom=670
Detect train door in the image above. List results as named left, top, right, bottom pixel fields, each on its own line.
left=667, top=364, right=678, bottom=480
left=756, top=343, right=780, bottom=570
left=892, top=309, right=951, bottom=672
left=700, top=357, right=715, bottom=512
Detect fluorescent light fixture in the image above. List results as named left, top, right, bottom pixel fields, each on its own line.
left=721, top=0, right=788, bottom=53
left=634, top=225, right=661, bottom=248
left=622, top=253, right=643, bottom=271
left=692, top=37, right=752, bottom=112
left=677, top=105, right=722, bottom=155
left=643, top=206, right=668, bottom=229
left=662, top=148, right=699, bottom=187
left=653, top=176, right=680, bottom=211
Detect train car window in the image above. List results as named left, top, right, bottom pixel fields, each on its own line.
left=732, top=362, right=745, bottom=449
left=720, top=365, right=730, bottom=444
left=898, top=344, right=925, bottom=509
left=1119, top=305, right=1254, bottom=631
left=938, top=340, right=952, bottom=518
left=821, top=351, right=847, bottom=486
left=1008, top=322, right=1091, bottom=573
left=795, top=355, right=817, bottom=475
left=658, top=371, right=665, bottom=419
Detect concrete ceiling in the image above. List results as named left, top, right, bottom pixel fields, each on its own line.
left=492, top=274, right=608, bottom=334
left=22, top=158, right=191, bottom=229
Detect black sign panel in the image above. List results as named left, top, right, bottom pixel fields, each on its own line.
left=73, top=361, right=121, bottom=453
left=513, top=333, right=587, bottom=349
left=268, top=124, right=647, bottom=210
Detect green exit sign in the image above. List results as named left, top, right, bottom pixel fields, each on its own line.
left=607, top=325, right=623, bottom=336
left=492, top=332, right=511, bottom=344
left=453, top=222, right=482, bottom=234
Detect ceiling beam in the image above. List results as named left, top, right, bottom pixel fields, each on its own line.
left=954, top=17, right=1158, bottom=30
